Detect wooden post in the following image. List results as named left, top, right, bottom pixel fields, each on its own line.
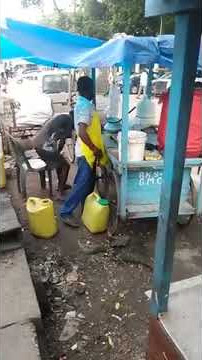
left=150, top=12, right=202, bottom=315
left=146, top=64, right=153, bottom=98
left=197, top=170, right=202, bottom=216
left=91, top=68, right=96, bottom=106
left=120, top=66, right=130, bottom=219
left=68, top=71, right=72, bottom=113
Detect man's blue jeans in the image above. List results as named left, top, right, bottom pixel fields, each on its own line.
left=60, top=156, right=95, bottom=217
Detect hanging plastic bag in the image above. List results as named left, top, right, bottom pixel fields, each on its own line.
left=107, top=83, right=121, bottom=119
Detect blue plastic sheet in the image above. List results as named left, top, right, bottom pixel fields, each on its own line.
left=157, top=35, right=174, bottom=67
left=76, top=35, right=161, bottom=67
left=1, top=18, right=103, bottom=68
left=1, top=19, right=201, bottom=69
left=1, top=35, right=32, bottom=60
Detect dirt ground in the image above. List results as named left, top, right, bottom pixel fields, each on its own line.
left=7, top=169, right=202, bottom=360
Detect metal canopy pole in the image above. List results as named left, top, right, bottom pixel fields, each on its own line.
left=145, top=64, right=153, bottom=98
left=120, top=66, right=131, bottom=220
left=197, top=171, right=202, bottom=216
left=150, top=11, right=202, bottom=316
left=91, top=68, right=96, bottom=106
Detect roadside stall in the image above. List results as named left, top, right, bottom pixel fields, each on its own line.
left=76, top=34, right=202, bottom=233
left=1, top=19, right=202, bottom=227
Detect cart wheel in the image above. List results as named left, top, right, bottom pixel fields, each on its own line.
left=108, top=202, right=119, bottom=237
left=96, top=166, right=109, bottom=199
left=65, top=137, right=75, bottom=163
left=96, top=167, right=119, bottom=236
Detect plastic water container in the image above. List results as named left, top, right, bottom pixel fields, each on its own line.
left=82, top=192, right=110, bottom=233
left=26, top=197, right=58, bottom=239
left=0, top=134, right=6, bottom=189
left=118, top=130, right=147, bottom=162
left=107, top=83, right=121, bottom=119
left=135, top=95, right=157, bottom=129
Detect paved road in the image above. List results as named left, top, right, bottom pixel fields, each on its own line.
left=5, top=78, right=162, bottom=127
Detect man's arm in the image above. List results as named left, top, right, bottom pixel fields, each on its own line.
left=58, top=139, right=66, bottom=153
left=78, top=123, right=102, bottom=158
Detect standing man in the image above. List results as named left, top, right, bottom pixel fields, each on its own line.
left=60, top=76, right=102, bottom=227
left=137, top=69, right=148, bottom=98
left=0, top=72, right=8, bottom=93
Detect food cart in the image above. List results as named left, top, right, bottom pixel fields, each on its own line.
left=102, top=135, right=202, bottom=232
left=83, top=36, right=202, bottom=234
left=1, top=11, right=202, bottom=359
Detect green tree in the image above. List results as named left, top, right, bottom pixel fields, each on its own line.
left=76, top=0, right=110, bottom=38
left=21, top=0, right=43, bottom=8
left=41, top=0, right=111, bottom=39
left=83, top=0, right=107, bottom=20
left=41, top=10, right=69, bottom=30
left=104, top=0, right=174, bottom=36
left=21, top=0, right=174, bottom=39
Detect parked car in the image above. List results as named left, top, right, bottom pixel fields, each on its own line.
left=153, top=70, right=202, bottom=95
left=40, top=71, right=71, bottom=113
left=14, top=70, right=72, bottom=127
left=117, top=71, right=162, bottom=94
left=195, top=70, right=202, bottom=87
left=129, top=73, right=141, bottom=94
left=152, top=72, right=172, bottom=95
left=117, top=73, right=141, bottom=94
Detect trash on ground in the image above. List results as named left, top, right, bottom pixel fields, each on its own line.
left=75, top=281, right=86, bottom=295
left=78, top=239, right=106, bottom=254
left=111, top=314, right=122, bottom=321
left=71, top=343, right=78, bottom=351
left=128, top=312, right=136, bottom=318
left=115, top=302, right=120, bottom=310
left=59, top=317, right=79, bottom=341
left=77, top=313, right=85, bottom=320
left=66, top=265, right=79, bottom=284
left=58, top=353, right=67, bottom=360
left=110, top=234, right=130, bottom=248
left=64, top=310, right=76, bottom=319
left=107, top=335, right=114, bottom=348
left=119, top=291, right=128, bottom=298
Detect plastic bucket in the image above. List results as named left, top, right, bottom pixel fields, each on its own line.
left=118, top=130, right=147, bottom=162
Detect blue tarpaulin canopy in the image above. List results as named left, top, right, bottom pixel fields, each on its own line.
left=75, top=34, right=175, bottom=68
left=1, top=18, right=104, bottom=68
left=1, top=19, right=201, bottom=69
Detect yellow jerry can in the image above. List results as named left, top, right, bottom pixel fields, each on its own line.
left=82, top=192, right=110, bottom=234
left=0, top=154, right=6, bottom=189
left=26, top=197, right=58, bottom=239
left=0, top=134, right=6, bottom=189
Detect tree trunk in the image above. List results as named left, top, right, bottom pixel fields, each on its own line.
left=52, top=0, right=61, bottom=13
